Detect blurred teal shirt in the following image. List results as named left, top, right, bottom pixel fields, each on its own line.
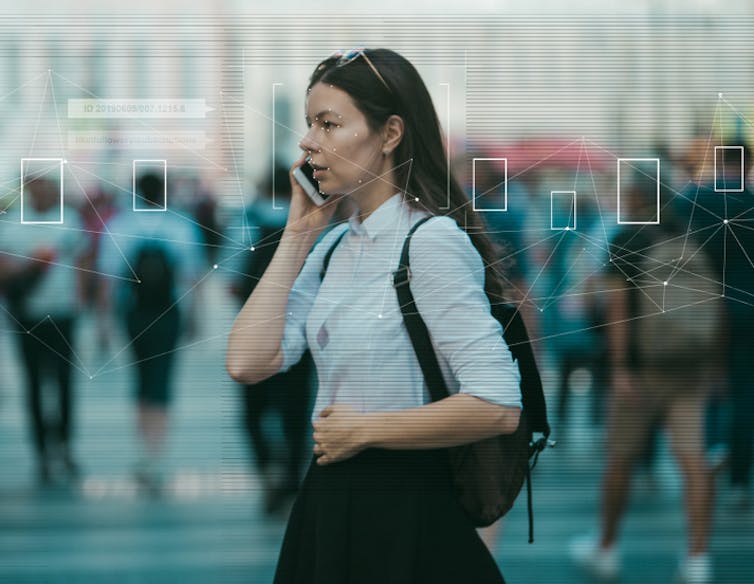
left=97, top=209, right=204, bottom=309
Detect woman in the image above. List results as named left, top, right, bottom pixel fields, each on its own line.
left=227, top=48, right=522, bottom=584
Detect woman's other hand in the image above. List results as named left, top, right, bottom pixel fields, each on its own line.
left=312, top=404, right=370, bottom=465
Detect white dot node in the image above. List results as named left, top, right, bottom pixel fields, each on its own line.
left=378, top=314, right=383, bottom=319
left=250, top=246, right=255, bottom=251
left=663, top=281, right=668, bottom=286
left=414, top=197, right=419, bottom=202
left=724, top=219, right=729, bottom=224
left=213, top=264, right=218, bottom=270
left=718, top=92, right=723, bottom=98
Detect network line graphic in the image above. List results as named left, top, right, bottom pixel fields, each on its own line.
left=0, top=65, right=752, bottom=385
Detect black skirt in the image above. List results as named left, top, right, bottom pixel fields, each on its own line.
left=273, top=447, right=506, bottom=584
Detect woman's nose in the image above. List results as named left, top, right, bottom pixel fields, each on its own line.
left=299, top=129, right=321, bottom=153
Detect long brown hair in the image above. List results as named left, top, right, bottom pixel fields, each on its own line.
left=309, top=49, right=506, bottom=301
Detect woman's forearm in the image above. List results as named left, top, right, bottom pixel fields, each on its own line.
left=226, top=228, right=317, bottom=384
left=363, top=393, right=521, bottom=450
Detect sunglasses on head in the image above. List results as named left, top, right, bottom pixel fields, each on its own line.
left=326, top=48, right=391, bottom=93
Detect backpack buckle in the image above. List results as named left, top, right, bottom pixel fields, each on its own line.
left=391, top=266, right=411, bottom=288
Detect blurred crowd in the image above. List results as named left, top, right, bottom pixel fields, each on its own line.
left=0, top=135, right=752, bottom=582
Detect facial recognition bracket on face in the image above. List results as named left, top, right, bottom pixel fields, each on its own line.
left=133, top=159, right=168, bottom=212
left=472, top=158, right=508, bottom=212
left=714, top=145, right=745, bottom=193
left=20, top=158, right=65, bottom=225
left=551, top=191, right=577, bottom=231
left=617, top=158, right=660, bottom=225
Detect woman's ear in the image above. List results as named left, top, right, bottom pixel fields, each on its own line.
left=381, top=115, right=404, bottom=156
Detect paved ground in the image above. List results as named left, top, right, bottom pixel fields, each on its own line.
left=0, top=278, right=752, bottom=583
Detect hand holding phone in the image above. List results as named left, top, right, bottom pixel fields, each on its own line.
left=293, top=159, right=329, bottom=206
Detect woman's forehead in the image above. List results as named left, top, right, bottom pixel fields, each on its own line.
left=305, top=82, right=357, bottom=118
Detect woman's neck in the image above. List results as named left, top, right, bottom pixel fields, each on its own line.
left=350, top=169, right=399, bottom=222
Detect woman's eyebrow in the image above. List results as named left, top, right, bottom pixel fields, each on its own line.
left=306, top=110, right=341, bottom=123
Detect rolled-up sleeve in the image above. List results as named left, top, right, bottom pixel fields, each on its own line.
left=409, top=217, right=522, bottom=408
left=278, top=225, right=348, bottom=373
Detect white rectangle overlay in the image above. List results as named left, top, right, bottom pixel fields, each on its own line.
left=714, top=145, right=745, bottom=193
left=617, top=158, right=660, bottom=225
left=20, top=158, right=64, bottom=225
left=472, top=158, right=507, bottom=212
left=133, top=160, right=167, bottom=212
left=550, top=191, right=577, bottom=230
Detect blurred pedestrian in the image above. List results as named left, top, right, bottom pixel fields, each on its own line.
left=227, top=165, right=315, bottom=516
left=0, top=176, right=87, bottom=484
left=570, top=177, right=721, bottom=584
left=97, top=171, right=203, bottom=494
left=77, top=186, right=118, bottom=353
left=677, top=143, right=754, bottom=509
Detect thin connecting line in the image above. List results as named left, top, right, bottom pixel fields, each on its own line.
left=220, top=90, right=249, bottom=238
left=0, top=70, right=46, bottom=104
left=48, top=69, right=67, bottom=156
left=472, top=137, right=585, bottom=202
left=67, top=163, right=140, bottom=283
left=92, top=266, right=216, bottom=378
left=47, top=315, right=91, bottom=377
left=511, top=296, right=725, bottom=349
left=0, top=304, right=92, bottom=379
left=674, top=96, right=720, bottom=277
left=27, top=72, right=50, bottom=158
left=70, top=163, right=245, bottom=249
left=95, top=311, right=288, bottom=378
left=0, top=248, right=137, bottom=284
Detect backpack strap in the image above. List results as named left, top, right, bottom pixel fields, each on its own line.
left=392, top=216, right=451, bottom=403
left=393, top=215, right=552, bottom=543
left=316, top=215, right=448, bottom=402
left=319, top=225, right=350, bottom=281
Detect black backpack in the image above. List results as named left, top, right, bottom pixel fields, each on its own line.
left=320, top=216, right=553, bottom=542
left=131, top=243, right=175, bottom=312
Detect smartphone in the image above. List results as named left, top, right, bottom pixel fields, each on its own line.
left=293, top=161, right=329, bottom=206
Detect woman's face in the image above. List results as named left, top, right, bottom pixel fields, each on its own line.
left=299, top=82, right=385, bottom=196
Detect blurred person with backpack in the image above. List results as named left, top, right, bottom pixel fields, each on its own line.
left=570, top=176, right=721, bottom=584
left=0, top=176, right=88, bottom=485
left=97, top=171, right=202, bottom=493
left=676, top=143, right=754, bottom=510
left=227, top=165, right=316, bottom=516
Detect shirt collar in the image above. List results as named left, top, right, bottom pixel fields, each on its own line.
left=347, top=192, right=406, bottom=240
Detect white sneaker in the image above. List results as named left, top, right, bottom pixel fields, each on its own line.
left=569, top=534, right=620, bottom=581
left=675, top=553, right=713, bottom=584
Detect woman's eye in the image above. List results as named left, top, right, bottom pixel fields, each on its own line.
left=321, top=121, right=336, bottom=130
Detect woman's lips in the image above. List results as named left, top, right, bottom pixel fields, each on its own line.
left=310, top=163, right=328, bottom=179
